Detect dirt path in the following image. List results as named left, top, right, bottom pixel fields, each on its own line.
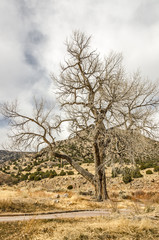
left=0, top=209, right=159, bottom=222
left=0, top=209, right=119, bottom=222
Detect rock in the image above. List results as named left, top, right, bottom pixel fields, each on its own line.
left=54, top=199, right=59, bottom=203
left=55, top=194, right=60, bottom=198
left=62, top=193, right=69, bottom=198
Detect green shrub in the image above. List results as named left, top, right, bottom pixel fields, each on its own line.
left=154, top=166, right=159, bottom=172
left=122, top=167, right=132, bottom=184
left=37, top=166, right=41, bottom=171
left=29, top=174, right=35, bottom=181
left=29, top=171, right=40, bottom=180
left=24, top=165, right=32, bottom=171
left=131, top=168, right=143, bottom=178
left=67, top=171, right=74, bottom=175
left=41, top=171, right=50, bottom=179
left=59, top=170, right=66, bottom=176
left=140, top=162, right=155, bottom=170
left=33, top=161, right=39, bottom=166
left=67, top=185, right=73, bottom=190
left=146, top=169, right=153, bottom=174
left=20, top=174, right=29, bottom=181
left=34, top=175, right=41, bottom=181
left=49, top=170, right=58, bottom=178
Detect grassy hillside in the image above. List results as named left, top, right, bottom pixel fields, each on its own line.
left=0, top=130, right=159, bottom=186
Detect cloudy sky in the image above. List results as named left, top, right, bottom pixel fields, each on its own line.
left=0, top=0, right=159, bottom=148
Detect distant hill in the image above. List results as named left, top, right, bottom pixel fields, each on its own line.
left=0, top=150, right=30, bottom=164
left=0, top=129, right=159, bottom=185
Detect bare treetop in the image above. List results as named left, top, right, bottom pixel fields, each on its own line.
left=52, top=31, right=159, bottom=138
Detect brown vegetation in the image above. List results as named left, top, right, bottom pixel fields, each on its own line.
left=0, top=216, right=159, bottom=240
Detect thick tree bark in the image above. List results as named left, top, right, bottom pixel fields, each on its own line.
left=93, top=139, right=109, bottom=201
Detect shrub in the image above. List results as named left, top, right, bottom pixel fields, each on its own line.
left=37, top=167, right=41, bottom=171
left=49, top=170, right=58, bottom=178
left=20, top=174, right=29, bottom=181
left=34, top=175, right=41, bottom=181
left=122, top=167, right=132, bottom=184
left=24, top=165, right=32, bottom=171
left=67, top=171, right=74, bottom=175
left=154, top=166, right=159, bottom=172
left=140, top=162, right=155, bottom=170
left=112, top=167, right=121, bottom=178
left=29, top=174, right=35, bottom=181
left=33, top=161, right=39, bottom=166
left=29, top=172, right=40, bottom=180
left=131, top=168, right=143, bottom=178
left=59, top=170, right=66, bottom=176
left=146, top=169, right=153, bottom=175
left=67, top=185, right=73, bottom=190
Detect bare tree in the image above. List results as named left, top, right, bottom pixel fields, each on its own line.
left=52, top=31, right=159, bottom=200
left=1, top=31, right=159, bottom=201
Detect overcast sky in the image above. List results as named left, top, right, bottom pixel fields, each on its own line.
left=0, top=0, right=159, bottom=148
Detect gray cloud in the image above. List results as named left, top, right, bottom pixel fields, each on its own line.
left=24, top=52, right=39, bottom=67
left=133, top=0, right=159, bottom=26
left=28, top=30, right=46, bottom=45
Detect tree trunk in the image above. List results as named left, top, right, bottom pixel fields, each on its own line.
left=93, top=139, right=109, bottom=201
left=102, top=171, right=109, bottom=200
left=54, top=152, right=95, bottom=185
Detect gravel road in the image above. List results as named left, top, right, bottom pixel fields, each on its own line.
left=0, top=210, right=111, bottom=222
left=0, top=209, right=158, bottom=222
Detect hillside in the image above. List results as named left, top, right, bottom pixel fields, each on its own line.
left=0, top=150, right=26, bottom=164
left=0, top=129, right=159, bottom=187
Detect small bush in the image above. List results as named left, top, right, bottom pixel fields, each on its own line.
left=67, top=171, right=74, bottom=175
left=67, top=185, right=73, bottom=190
left=49, top=170, right=57, bottom=178
left=154, top=166, right=159, bottom=172
left=140, top=162, right=155, bottom=170
left=20, top=174, right=29, bottom=181
left=59, top=170, right=66, bottom=176
left=24, top=165, right=32, bottom=171
left=146, top=169, right=153, bottom=175
left=131, top=168, right=143, bottom=178
left=122, top=167, right=132, bottom=184
left=34, top=175, right=41, bottom=181
left=111, top=167, right=121, bottom=178
left=37, top=167, right=41, bottom=171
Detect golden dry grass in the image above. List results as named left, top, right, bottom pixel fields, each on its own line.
left=0, top=185, right=159, bottom=215
left=0, top=216, right=159, bottom=240
left=0, top=184, right=159, bottom=239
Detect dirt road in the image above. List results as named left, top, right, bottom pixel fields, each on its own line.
left=0, top=209, right=158, bottom=222
left=0, top=210, right=112, bottom=222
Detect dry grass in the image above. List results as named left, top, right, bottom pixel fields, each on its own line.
left=0, top=181, right=159, bottom=239
left=0, top=186, right=159, bottom=215
left=0, top=216, right=159, bottom=240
